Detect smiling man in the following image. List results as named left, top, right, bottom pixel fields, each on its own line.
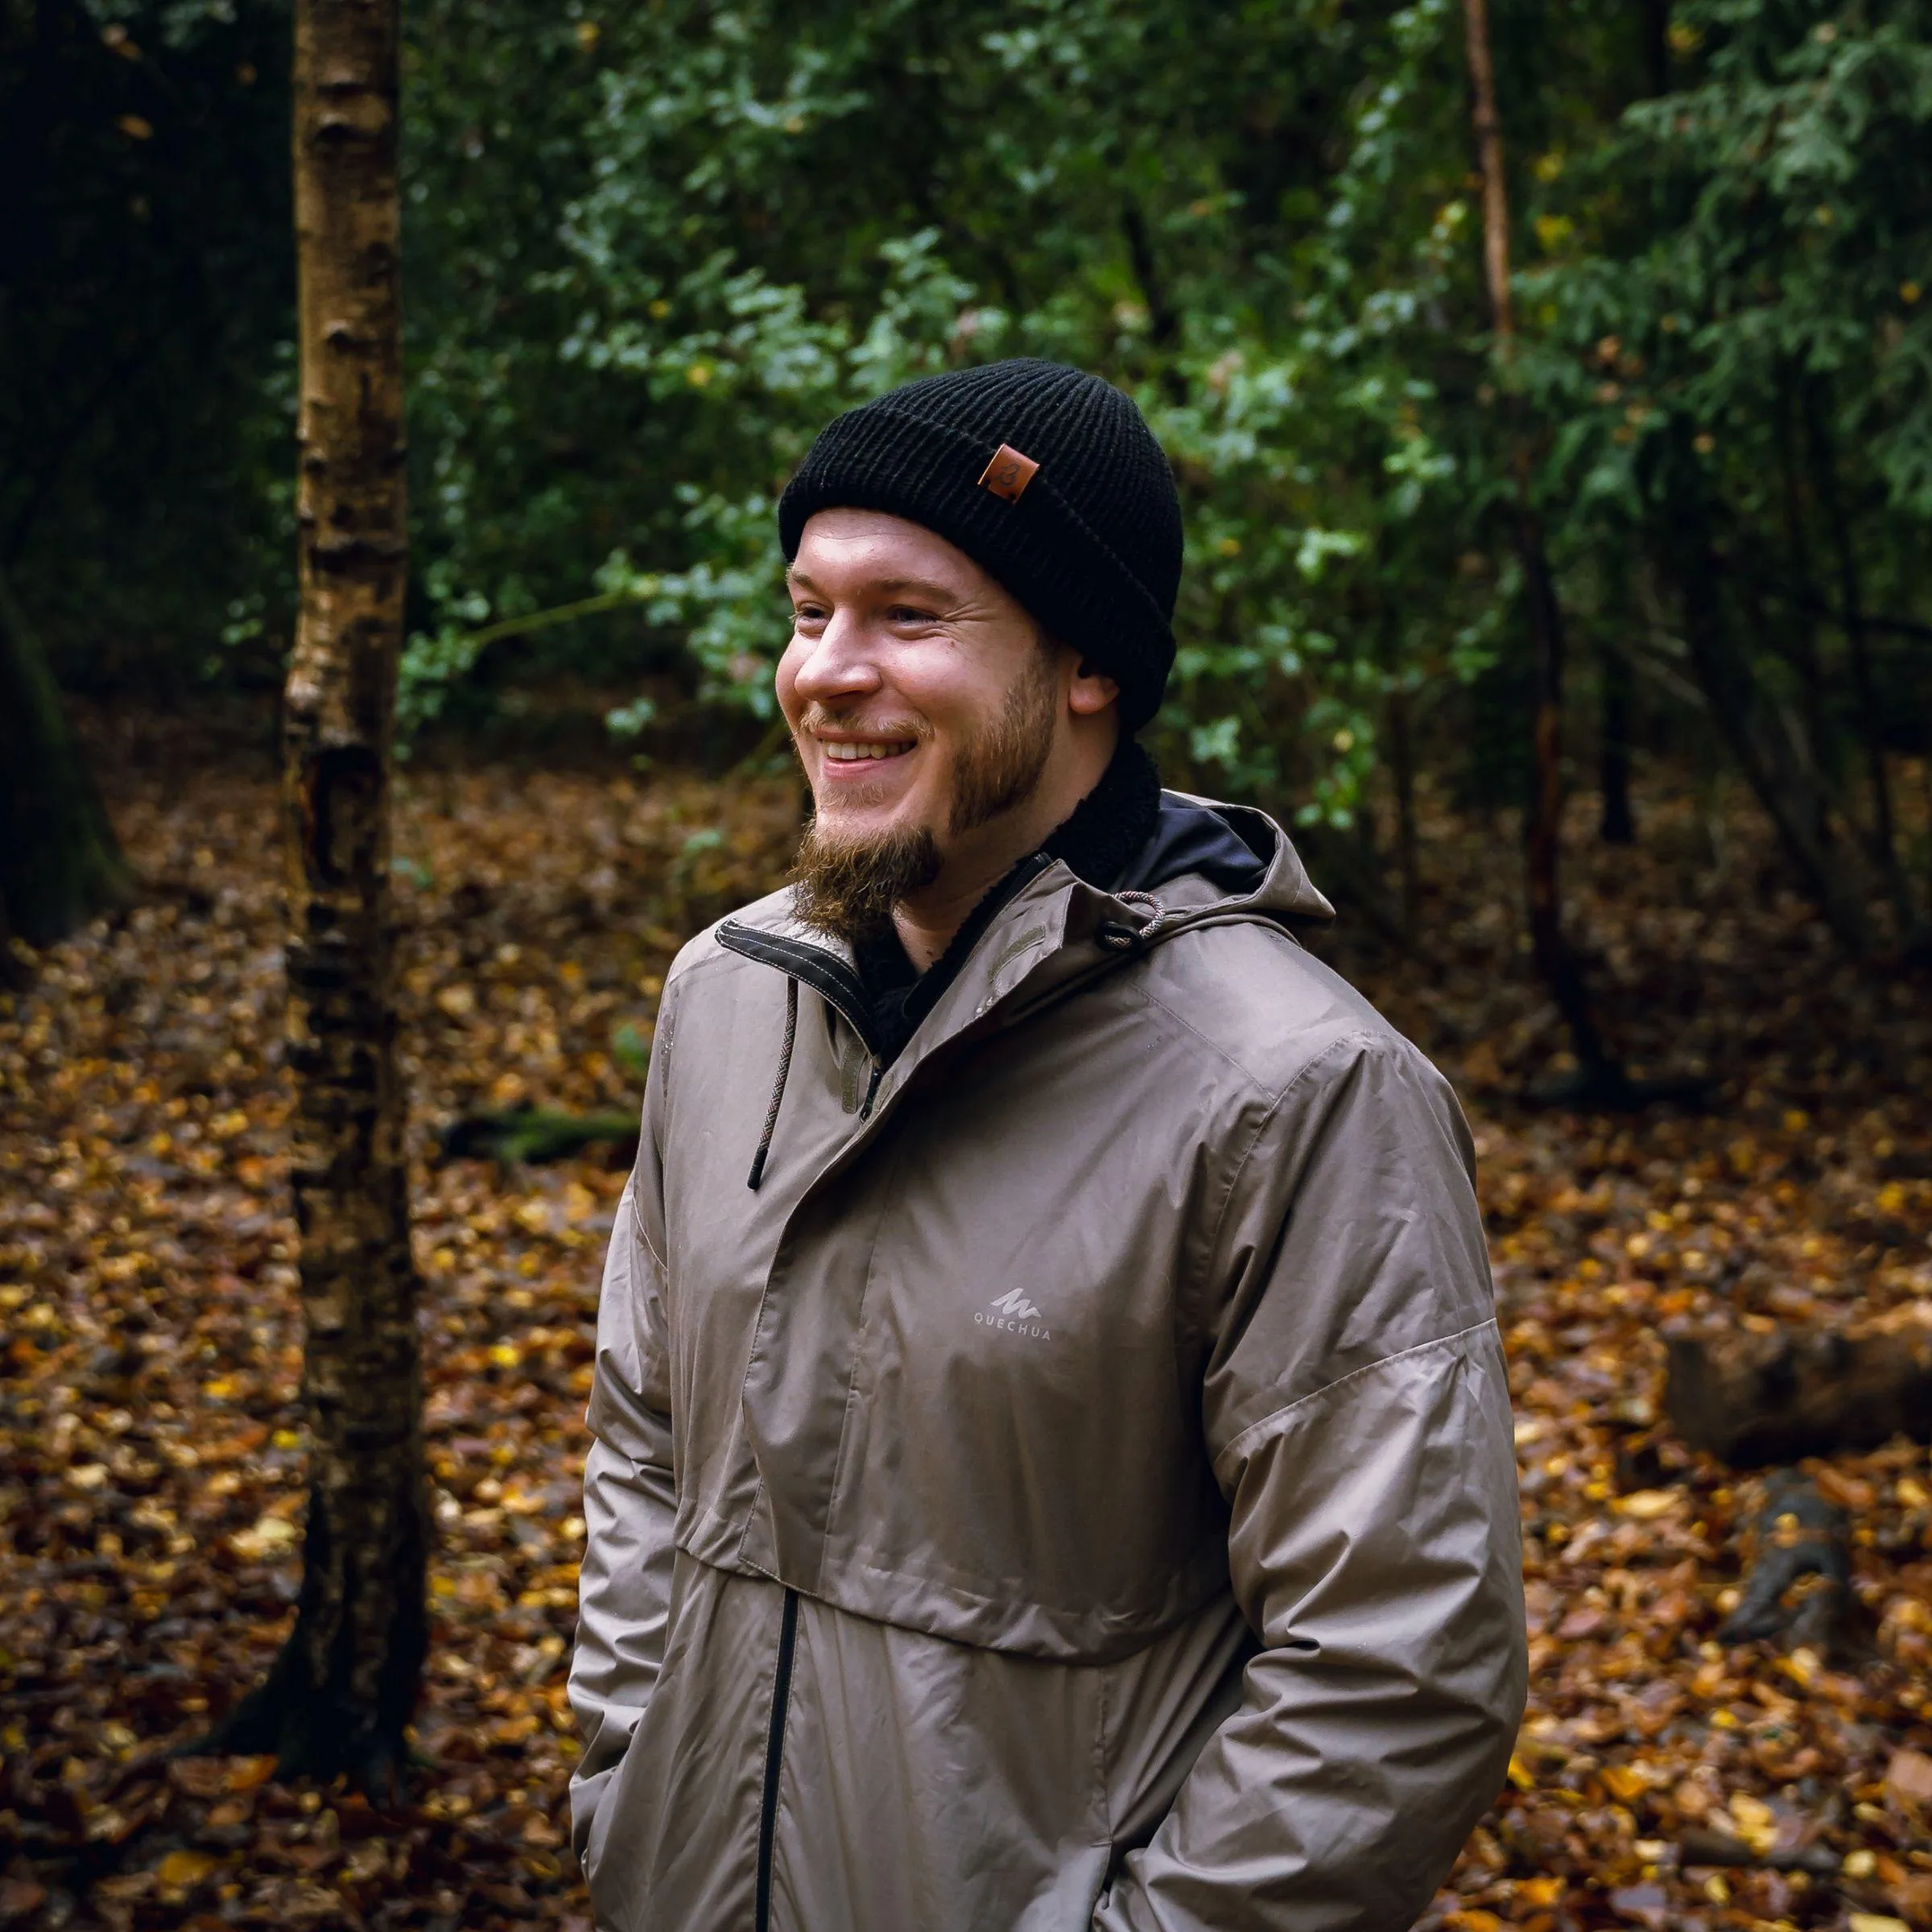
left=569, top=359, right=1526, bottom=1932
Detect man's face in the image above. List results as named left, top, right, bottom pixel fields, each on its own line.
left=777, top=510, right=1076, bottom=935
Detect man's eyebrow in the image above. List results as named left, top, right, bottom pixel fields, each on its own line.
left=784, top=568, right=957, bottom=601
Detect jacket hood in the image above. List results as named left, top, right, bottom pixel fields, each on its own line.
left=1117, top=791, right=1333, bottom=919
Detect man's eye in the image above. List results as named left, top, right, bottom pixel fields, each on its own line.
left=887, top=605, right=937, bottom=624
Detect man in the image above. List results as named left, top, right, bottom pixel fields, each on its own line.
left=570, top=357, right=1526, bottom=1931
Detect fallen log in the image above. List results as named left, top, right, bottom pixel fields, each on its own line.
left=1674, top=1827, right=1839, bottom=1876
left=1664, top=1312, right=1932, bottom=1466
left=437, top=1105, right=640, bottom=1166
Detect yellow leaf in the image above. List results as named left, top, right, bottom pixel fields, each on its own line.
left=117, top=114, right=154, bottom=140
left=1728, top=1791, right=1776, bottom=1853
left=1848, top=1918, right=1910, bottom=1932
left=1779, top=1647, right=1818, bottom=1690
left=1615, top=1488, right=1680, bottom=1520
left=229, top=1514, right=299, bottom=1561
left=156, top=1849, right=218, bottom=1888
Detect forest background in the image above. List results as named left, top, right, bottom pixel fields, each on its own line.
left=4, top=0, right=1932, bottom=1929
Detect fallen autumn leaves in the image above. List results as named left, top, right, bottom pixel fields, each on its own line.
left=2, top=721, right=1930, bottom=1930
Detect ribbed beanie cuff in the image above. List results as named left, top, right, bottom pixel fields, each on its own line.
left=778, top=360, right=1183, bottom=730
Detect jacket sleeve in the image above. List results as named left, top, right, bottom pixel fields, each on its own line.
left=1094, top=1034, right=1527, bottom=1932
left=568, top=1032, right=679, bottom=1876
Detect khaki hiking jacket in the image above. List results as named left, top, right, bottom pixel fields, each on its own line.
left=569, top=792, right=1526, bottom=1932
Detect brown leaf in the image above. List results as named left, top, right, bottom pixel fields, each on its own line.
left=1609, top=1882, right=1670, bottom=1929
left=1886, top=1748, right=1932, bottom=1814
left=0, top=1879, right=48, bottom=1918
left=225, top=1753, right=278, bottom=1791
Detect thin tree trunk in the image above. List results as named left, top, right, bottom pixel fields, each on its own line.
left=0, top=563, right=130, bottom=946
left=1121, top=199, right=1188, bottom=406
left=1639, top=0, right=1670, bottom=101
left=211, top=0, right=424, bottom=1794
left=1462, top=0, right=1619, bottom=1093
left=1599, top=640, right=1636, bottom=844
left=1388, top=682, right=1422, bottom=939
left=1380, top=617, right=1422, bottom=938
left=1806, top=393, right=1920, bottom=943
left=1660, top=483, right=1876, bottom=959
left=1774, top=383, right=1830, bottom=750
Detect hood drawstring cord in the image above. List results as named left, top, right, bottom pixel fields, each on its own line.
left=1096, top=890, right=1170, bottom=951
left=746, top=974, right=799, bottom=1191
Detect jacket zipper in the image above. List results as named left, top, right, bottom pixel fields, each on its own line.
left=754, top=1587, right=800, bottom=1932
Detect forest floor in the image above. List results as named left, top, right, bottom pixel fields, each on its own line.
left=3, top=715, right=1932, bottom=1931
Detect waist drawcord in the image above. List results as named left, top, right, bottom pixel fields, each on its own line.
left=745, top=973, right=799, bottom=1191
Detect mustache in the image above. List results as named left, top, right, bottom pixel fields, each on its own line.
left=794, top=705, right=931, bottom=743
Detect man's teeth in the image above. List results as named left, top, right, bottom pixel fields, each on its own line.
left=823, top=741, right=913, bottom=761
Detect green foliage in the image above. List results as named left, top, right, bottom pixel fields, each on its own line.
left=10, top=0, right=1928, bottom=926
left=394, top=0, right=1520, bottom=828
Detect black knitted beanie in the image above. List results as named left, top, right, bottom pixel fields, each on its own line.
left=777, top=359, right=1183, bottom=730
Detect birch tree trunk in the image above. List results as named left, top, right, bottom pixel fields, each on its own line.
left=1462, top=0, right=1624, bottom=1101
left=215, top=0, right=426, bottom=1793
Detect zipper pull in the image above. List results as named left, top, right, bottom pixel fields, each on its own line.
left=859, top=1063, right=882, bottom=1118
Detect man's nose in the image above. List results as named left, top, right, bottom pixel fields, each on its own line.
left=789, top=609, right=884, bottom=708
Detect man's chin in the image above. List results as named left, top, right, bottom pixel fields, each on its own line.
left=807, top=795, right=927, bottom=846
left=791, top=814, right=943, bottom=945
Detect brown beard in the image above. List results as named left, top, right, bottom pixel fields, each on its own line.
left=791, top=819, right=942, bottom=943
left=945, top=642, right=1059, bottom=836
left=791, top=646, right=1059, bottom=945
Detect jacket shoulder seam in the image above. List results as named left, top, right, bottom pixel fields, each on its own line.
left=1133, top=976, right=1282, bottom=1098
left=1136, top=956, right=1402, bottom=1101
left=1170, top=1029, right=1381, bottom=1344
left=1212, top=1318, right=1501, bottom=1477
left=1195, top=1024, right=1382, bottom=1252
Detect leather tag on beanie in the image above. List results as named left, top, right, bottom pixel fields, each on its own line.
left=977, top=443, right=1038, bottom=503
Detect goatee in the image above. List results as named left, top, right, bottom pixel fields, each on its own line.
left=790, top=648, right=1059, bottom=946
left=791, top=821, right=942, bottom=944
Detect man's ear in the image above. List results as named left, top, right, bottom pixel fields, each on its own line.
left=1068, top=655, right=1121, bottom=717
